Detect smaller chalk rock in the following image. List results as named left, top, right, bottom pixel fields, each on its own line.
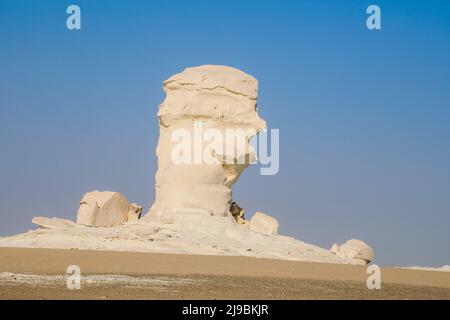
left=330, top=243, right=340, bottom=254
left=76, top=191, right=141, bottom=227
left=127, top=203, right=143, bottom=222
left=249, top=212, right=279, bottom=236
left=32, top=217, right=77, bottom=229
left=331, top=239, right=374, bottom=265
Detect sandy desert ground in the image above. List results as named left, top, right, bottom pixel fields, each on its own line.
left=0, top=247, right=449, bottom=300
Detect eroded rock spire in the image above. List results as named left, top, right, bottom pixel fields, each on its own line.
left=148, top=65, right=266, bottom=218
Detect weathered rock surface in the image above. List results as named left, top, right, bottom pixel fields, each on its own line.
left=149, top=65, right=266, bottom=219
left=32, top=217, right=76, bottom=229
left=249, top=212, right=279, bottom=236
left=331, top=239, right=374, bottom=265
left=76, top=191, right=141, bottom=227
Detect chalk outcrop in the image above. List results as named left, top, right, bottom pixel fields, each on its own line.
left=128, top=203, right=143, bottom=222
left=76, top=191, right=141, bottom=227
left=149, top=65, right=266, bottom=219
left=249, top=212, right=279, bottom=236
left=331, top=239, right=374, bottom=265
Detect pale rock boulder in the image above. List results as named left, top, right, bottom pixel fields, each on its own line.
left=32, top=217, right=76, bottom=229
left=76, top=191, right=140, bottom=227
left=149, top=65, right=266, bottom=219
left=331, top=239, right=374, bottom=265
left=330, top=243, right=340, bottom=254
left=249, top=212, right=279, bottom=236
left=127, top=203, right=143, bottom=222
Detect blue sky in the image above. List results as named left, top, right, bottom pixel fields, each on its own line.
left=1, top=0, right=449, bottom=266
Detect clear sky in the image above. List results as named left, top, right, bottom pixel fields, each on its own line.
left=1, top=0, right=449, bottom=266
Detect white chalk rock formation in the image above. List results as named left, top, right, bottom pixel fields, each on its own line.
left=149, top=65, right=266, bottom=218
left=32, top=217, right=76, bottom=229
left=127, top=203, right=143, bottom=222
left=249, top=212, right=279, bottom=236
left=331, top=239, right=374, bottom=265
left=0, top=65, right=367, bottom=266
left=76, top=191, right=140, bottom=227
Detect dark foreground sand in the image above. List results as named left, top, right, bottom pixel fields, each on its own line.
left=1, top=248, right=449, bottom=299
